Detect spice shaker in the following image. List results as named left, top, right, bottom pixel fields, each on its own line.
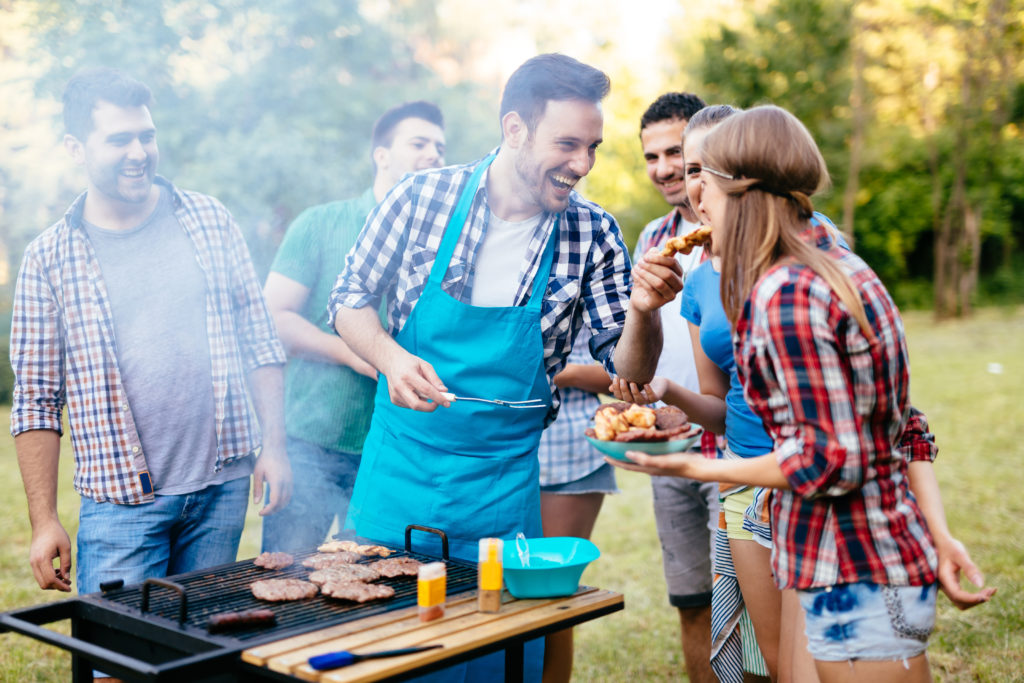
left=478, top=537, right=503, bottom=613
left=417, top=561, right=446, bottom=622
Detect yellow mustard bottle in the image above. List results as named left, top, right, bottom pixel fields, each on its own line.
left=478, top=538, right=503, bottom=613
left=418, top=562, right=446, bottom=622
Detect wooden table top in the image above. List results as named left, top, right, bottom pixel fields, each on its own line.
left=240, top=587, right=624, bottom=682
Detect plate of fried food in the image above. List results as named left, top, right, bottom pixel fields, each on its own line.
left=585, top=402, right=702, bottom=460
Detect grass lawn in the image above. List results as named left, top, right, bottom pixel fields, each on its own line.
left=1, top=307, right=1022, bottom=681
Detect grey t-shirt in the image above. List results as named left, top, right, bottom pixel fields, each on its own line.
left=84, top=188, right=252, bottom=494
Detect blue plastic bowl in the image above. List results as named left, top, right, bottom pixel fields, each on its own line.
left=502, top=537, right=600, bottom=598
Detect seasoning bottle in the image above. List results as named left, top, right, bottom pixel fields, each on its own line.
left=418, top=562, right=446, bottom=622
left=478, top=537, right=503, bottom=613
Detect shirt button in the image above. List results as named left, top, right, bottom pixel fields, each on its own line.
left=132, top=446, right=140, bottom=453
left=121, top=403, right=128, bottom=411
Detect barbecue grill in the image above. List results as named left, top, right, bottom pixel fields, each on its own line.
left=0, top=526, right=477, bottom=682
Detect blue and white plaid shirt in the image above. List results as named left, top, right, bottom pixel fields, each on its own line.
left=328, top=153, right=633, bottom=415
left=537, top=329, right=607, bottom=486
left=10, top=177, right=286, bottom=505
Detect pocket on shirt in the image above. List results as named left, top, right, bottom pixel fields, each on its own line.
left=408, top=246, right=467, bottom=295
left=542, top=276, right=581, bottom=335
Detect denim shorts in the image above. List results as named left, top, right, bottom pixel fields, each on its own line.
left=76, top=476, right=249, bottom=594
left=799, top=582, right=937, bottom=662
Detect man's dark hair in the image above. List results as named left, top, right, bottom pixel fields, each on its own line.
left=371, top=100, right=444, bottom=152
left=639, top=92, right=706, bottom=133
left=62, top=67, right=153, bottom=141
left=499, top=53, right=610, bottom=132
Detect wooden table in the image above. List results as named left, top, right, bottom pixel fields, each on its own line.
left=239, top=587, right=624, bottom=682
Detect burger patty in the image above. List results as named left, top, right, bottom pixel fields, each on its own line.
left=253, top=551, right=294, bottom=570
left=251, top=578, right=318, bottom=602
left=318, top=540, right=394, bottom=557
left=307, top=565, right=380, bottom=586
left=302, top=551, right=363, bottom=569
left=321, top=580, right=395, bottom=603
left=367, top=557, right=423, bottom=578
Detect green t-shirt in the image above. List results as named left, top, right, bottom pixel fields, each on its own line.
left=271, top=189, right=380, bottom=453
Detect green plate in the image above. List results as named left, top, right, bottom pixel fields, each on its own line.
left=586, top=426, right=703, bottom=461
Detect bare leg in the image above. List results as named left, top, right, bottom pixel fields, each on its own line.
left=678, top=604, right=716, bottom=683
left=540, top=491, right=605, bottom=683
left=778, top=588, right=819, bottom=683
left=815, top=654, right=931, bottom=683
left=730, top=538, right=781, bottom=681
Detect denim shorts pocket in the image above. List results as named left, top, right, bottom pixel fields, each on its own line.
left=882, top=584, right=936, bottom=642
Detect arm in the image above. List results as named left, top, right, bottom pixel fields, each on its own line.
left=609, top=323, right=729, bottom=433
left=908, top=460, right=995, bottom=609
left=608, top=449, right=790, bottom=489
left=612, top=248, right=683, bottom=383
left=247, top=365, right=291, bottom=516
left=14, top=429, right=72, bottom=591
left=263, top=272, right=376, bottom=377
left=553, top=362, right=612, bottom=394
left=333, top=305, right=450, bottom=411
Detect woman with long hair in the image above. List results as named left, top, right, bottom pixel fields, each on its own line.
left=611, top=105, right=993, bottom=682
left=616, top=104, right=816, bottom=682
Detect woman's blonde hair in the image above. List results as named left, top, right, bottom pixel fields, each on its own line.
left=700, top=105, right=872, bottom=336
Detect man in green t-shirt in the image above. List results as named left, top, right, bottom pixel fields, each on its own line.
left=261, top=101, right=446, bottom=552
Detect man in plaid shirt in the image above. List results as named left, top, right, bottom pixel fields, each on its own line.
left=328, top=54, right=681, bottom=680
left=9, top=68, right=290, bottom=602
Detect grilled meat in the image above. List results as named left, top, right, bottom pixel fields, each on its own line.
left=250, top=578, right=318, bottom=602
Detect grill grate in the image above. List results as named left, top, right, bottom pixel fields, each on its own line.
left=95, top=547, right=478, bottom=643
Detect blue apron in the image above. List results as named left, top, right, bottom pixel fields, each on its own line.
left=346, top=154, right=552, bottom=680
left=348, top=153, right=555, bottom=557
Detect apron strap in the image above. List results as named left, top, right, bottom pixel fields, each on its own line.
left=523, top=216, right=558, bottom=312
left=427, top=154, right=496, bottom=288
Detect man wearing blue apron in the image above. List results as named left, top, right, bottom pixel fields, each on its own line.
left=328, top=54, right=682, bottom=681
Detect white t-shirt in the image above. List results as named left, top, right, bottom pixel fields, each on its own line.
left=470, top=212, right=544, bottom=307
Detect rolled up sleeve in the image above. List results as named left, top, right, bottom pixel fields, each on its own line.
left=10, top=251, right=66, bottom=436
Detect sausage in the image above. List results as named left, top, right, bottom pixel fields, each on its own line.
left=206, top=608, right=277, bottom=633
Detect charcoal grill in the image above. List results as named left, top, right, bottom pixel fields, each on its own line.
left=0, top=526, right=476, bottom=682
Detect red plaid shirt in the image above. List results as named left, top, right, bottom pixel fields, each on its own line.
left=735, top=223, right=938, bottom=589
left=10, top=178, right=286, bottom=504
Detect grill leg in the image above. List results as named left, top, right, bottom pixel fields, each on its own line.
left=504, top=641, right=524, bottom=682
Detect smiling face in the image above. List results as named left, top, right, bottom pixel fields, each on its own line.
left=72, top=99, right=159, bottom=209
left=682, top=126, right=710, bottom=224
left=376, top=116, right=446, bottom=187
left=513, top=99, right=604, bottom=214
left=641, top=117, right=689, bottom=208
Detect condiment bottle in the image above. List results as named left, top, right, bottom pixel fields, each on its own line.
left=417, top=562, right=446, bottom=622
left=478, top=537, right=503, bottom=613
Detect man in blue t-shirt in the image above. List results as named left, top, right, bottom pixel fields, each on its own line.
left=261, top=101, right=446, bottom=552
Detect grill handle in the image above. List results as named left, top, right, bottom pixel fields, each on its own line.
left=141, top=578, right=188, bottom=627
left=405, top=525, right=449, bottom=560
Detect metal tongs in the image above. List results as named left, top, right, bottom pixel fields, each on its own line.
left=441, top=392, right=546, bottom=409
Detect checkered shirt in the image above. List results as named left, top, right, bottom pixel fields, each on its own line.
left=10, top=177, right=286, bottom=504
left=328, top=153, right=632, bottom=415
left=734, top=221, right=938, bottom=589
left=537, top=329, right=605, bottom=486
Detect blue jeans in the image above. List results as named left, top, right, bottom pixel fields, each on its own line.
left=261, top=436, right=361, bottom=553
left=76, top=476, right=249, bottom=594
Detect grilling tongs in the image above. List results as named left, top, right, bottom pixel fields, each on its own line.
left=441, top=392, right=546, bottom=409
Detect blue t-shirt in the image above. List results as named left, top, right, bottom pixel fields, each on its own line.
left=678, top=213, right=845, bottom=458
left=679, top=260, right=773, bottom=457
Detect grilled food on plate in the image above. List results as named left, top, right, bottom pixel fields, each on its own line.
left=586, top=402, right=692, bottom=442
